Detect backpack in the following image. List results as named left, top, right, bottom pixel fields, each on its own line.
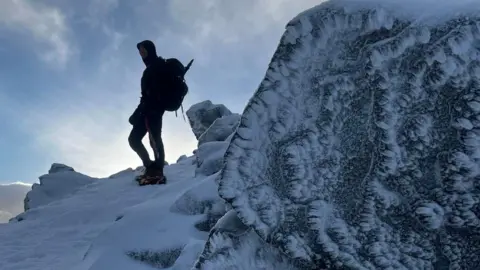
left=162, top=58, right=194, bottom=117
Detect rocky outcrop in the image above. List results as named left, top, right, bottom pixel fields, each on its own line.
left=198, top=1, right=480, bottom=269
left=176, top=155, right=188, bottom=163
left=195, top=140, right=229, bottom=177
left=48, top=163, right=74, bottom=174
left=24, top=164, right=96, bottom=211
left=185, top=101, right=239, bottom=177
left=197, top=114, right=240, bottom=146
left=186, top=100, right=233, bottom=139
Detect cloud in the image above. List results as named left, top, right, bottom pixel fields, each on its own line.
left=86, top=0, right=119, bottom=27
left=168, top=0, right=326, bottom=46
left=0, top=182, right=31, bottom=223
left=0, top=0, right=73, bottom=66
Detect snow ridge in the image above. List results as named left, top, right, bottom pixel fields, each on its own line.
left=213, top=1, right=480, bottom=269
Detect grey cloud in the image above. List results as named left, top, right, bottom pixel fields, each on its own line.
left=0, top=0, right=74, bottom=66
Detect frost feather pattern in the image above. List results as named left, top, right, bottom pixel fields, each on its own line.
left=217, top=3, right=480, bottom=270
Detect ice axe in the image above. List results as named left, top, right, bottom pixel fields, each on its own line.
left=184, top=59, right=194, bottom=75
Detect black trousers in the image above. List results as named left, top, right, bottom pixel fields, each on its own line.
left=128, top=109, right=165, bottom=171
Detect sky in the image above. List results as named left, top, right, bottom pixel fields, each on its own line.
left=0, top=0, right=325, bottom=185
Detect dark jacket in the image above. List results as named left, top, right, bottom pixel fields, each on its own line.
left=129, top=40, right=167, bottom=125
left=140, top=56, right=167, bottom=111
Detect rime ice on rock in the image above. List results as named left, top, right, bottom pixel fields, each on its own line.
left=202, top=1, right=480, bottom=269
left=197, top=114, right=241, bottom=146
left=195, top=141, right=230, bottom=177
left=194, top=210, right=301, bottom=270
left=186, top=100, right=233, bottom=139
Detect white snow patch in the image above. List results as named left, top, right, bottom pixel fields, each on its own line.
left=0, top=156, right=221, bottom=270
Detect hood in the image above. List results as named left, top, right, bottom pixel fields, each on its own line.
left=137, top=40, right=158, bottom=66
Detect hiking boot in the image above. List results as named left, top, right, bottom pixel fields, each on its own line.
left=136, top=161, right=166, bottom=185
left=137, top=174, right=167, bottom=185
left=144, top=162, right=163, bottom=178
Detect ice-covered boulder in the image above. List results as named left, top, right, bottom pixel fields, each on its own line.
left=197, top=114, right=241, bottom=146
left=171, top=173, right=225, bottom=217
left=177, top=155, right=188, bottom=163
left=24, top=164, right=97, bottom=211
left=186, top=100, right=233, bottom=139
left=48, top=163, right=74, bottom=174
left=171, top=172, right=227, bottom=233
left=195, top=141, right=229, bottom=177
left=194, top=210, right=303, bottom=269
left=201, top=1, right=480, bottom=269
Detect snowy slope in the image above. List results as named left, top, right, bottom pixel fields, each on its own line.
left=0, top=158, right=201, bottom=270
left=0, top=100, right=237, bottom=270
left=202, top=0, right=480, bottom=269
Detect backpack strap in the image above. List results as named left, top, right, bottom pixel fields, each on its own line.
left=181, top=104, right=185, bottom=121
left=173, top=104, right=186, bottom=121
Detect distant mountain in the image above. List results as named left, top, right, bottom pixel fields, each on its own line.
left=0, top=182, right=31, bottom=223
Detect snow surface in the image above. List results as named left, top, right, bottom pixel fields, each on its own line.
left=0, top=157, right=218, bottom=270
left=212, top=0, right=480, bottom=269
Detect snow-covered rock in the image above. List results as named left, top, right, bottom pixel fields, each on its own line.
left=177, top=155, right=188, bottom=163
left=171, top=172, right=227, bottom=233
left=171, top=173, right=224, bottom=216
left=195, top=141, right=229, bottom=177
left=48, top=163, right=74, bottom=174
left=203, top=1, right=480, bottom=269
left=171, top=239, right=205, bottom=270
left=194, top=220, right=300, bottom=270
left=197, top=113, right=241, bottom=146
left=23, top=164, right=97, bottom=211
left=186, top=100, right=233, bottom=139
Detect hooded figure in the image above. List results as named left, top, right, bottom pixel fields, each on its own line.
left=137, top=40, right=157, bottom=66
left=128, top=40, right=168, bottom=185
left=136, top=40, right=167, bottom=107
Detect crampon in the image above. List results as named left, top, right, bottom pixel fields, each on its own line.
left=135, top=174, right=166, bottom=186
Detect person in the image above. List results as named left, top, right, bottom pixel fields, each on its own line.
left=128, top=40, right=167, bottom=185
